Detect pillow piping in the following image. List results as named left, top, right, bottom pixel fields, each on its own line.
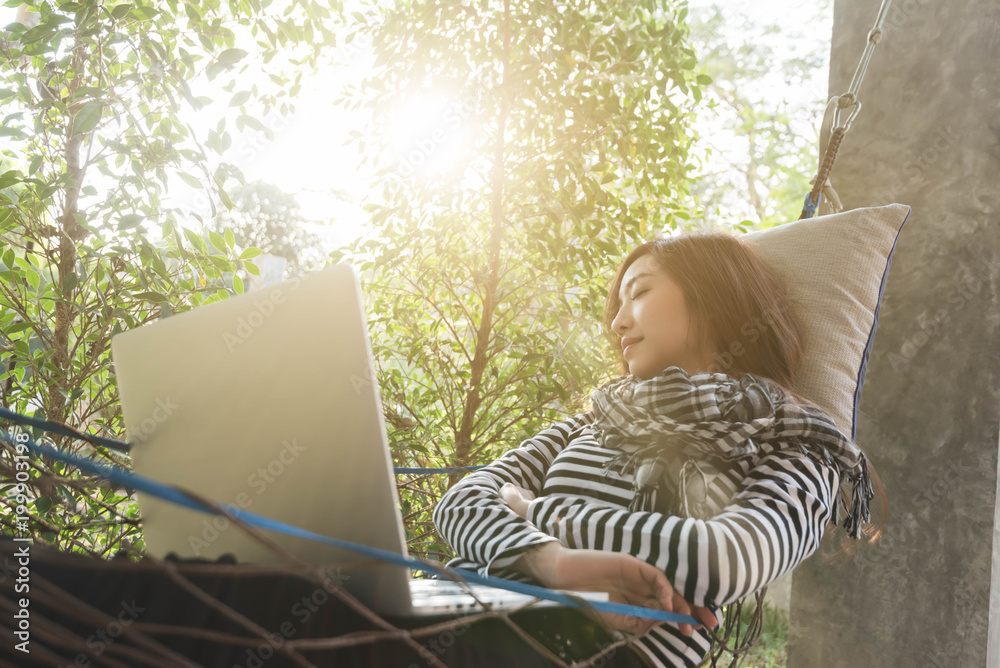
left=850, top=205, right=912, bottom=441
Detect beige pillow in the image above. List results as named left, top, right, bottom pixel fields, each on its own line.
left=742, top=203, right=912, bottom=439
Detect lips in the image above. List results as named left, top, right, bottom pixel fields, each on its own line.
left=621, top=336, right=642, bottom=355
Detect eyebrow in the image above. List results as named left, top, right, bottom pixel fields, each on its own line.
left=620, top=272, right=653, bottom=300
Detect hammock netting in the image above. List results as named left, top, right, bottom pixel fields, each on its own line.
left=0, top=420, right=772, bottom=668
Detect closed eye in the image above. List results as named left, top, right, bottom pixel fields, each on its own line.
left=631, top=288, right=648, bottom=300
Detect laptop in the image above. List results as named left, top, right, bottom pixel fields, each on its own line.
left=110, top=262, right=608, bottom=618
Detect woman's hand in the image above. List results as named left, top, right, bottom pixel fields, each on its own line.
left=514, top=542, right=719, bottom=637
left=500, top=483, right=718, bottom=636
left=499, top=482, right=536, bottom=519
left=549, top=548, right=719, bottom=637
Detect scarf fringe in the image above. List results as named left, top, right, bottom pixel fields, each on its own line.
left=842, top=454, right=874, bottom=539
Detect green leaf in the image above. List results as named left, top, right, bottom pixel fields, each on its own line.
left=34, top=496, right=52, bottom=514
left=129, top=6, right=159, bottom=20
left=217, top=48, right=248, bottom=66
left=3, top=321, right=32, bottom=334
left=0, top=127, right=26, bottom=140
left=238, top=114, right=267, bottom=133
left=118, top=213, right=143, bottom=230
left=178, top=171, right=202, bottom=188
left=208, top=230, right=227, bottom=252
left=0, top=170, right=22, bottom=189
left=207, top=47, right=249, bottom=78
left=61, top=271, right=78, bottom=293
left=224, top=227, right=235, bottom=249
left=239, top=247, right=262, bottom=260
left=132, top=290, right=168, bottom=302
left=72, top=86, right=105, bottom=99
left=232, top=273, right=244, bottom=294
left=71, top=101, right=104, bottom=137
left=243, top=260, right=259, bottom=276
left=182, top=227, right=208, bottom=253
left=110, top=4, right=133, bottom=19
left=207, top=254, right=231, bottom=271
left=230, top=90, right=251, bottom=107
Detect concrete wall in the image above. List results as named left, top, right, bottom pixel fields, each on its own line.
left=788, top=1, right=1000, bottom=666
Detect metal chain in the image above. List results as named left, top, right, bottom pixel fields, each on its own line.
left=800, top=0, right=894, bottom=219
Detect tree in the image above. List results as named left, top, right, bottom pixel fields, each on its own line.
left=210, top=179, right=327, bottom=278
left=335, top=0, right=709, bottom=564
left=683, top=0, right=834, bottom=231
left=0, top=0, right=341, bottom=556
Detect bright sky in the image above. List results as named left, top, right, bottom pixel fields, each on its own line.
left=689, top=0, right=832, bottom=116
left=1, top=1, right=833, bottom=253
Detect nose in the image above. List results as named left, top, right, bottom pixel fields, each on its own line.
left=611, top=302, right=631, bottom=336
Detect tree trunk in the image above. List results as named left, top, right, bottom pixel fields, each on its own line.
left=450, top=0, right=510, bottom=490
left=46, top=38, right=88, bottom=445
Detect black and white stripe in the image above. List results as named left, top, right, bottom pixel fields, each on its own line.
left=432, top=411, right=839, bottom=667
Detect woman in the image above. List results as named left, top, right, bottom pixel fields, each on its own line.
left=432, top=232, right=887, bottom=667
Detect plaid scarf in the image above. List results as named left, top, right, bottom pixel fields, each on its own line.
left=589, top=366, right=873, bottom=539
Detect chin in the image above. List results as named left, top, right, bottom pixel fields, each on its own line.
left=630, top=362, right=684, bottom=380
left=628, top=362, right=660, bottom=380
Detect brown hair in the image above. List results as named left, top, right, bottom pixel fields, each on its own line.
left=602, top=231, right=887, bottom=561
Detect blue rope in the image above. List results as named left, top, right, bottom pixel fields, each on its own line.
left=394, top=466, right=486, bottom=474
left=0, top=407, right=703, bottom=626
left=800, top=190, right=823, bottom=219
left=0, top=405, right=132, bottom=454
left=0, top=406, right=484, bottom=474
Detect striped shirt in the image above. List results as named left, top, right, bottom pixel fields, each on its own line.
left=431, top=409, right=840, bottom=666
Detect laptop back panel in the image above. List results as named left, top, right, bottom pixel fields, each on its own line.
left=111, top=264, right=414, bottom=615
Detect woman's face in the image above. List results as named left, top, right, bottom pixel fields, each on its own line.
left=611, top=254, right=713, bottom=380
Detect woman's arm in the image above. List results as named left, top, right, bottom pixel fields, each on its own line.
left=523, top=447, right=841, bottom=609
left=431, top=412, right=592, bottom=577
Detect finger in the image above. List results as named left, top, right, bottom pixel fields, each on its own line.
left=694, top=606, right=721, bottom=629
left=600, top=597, right=655, bottom=635
left=671, top=594, right=693, bottom=636
left=628, top=561, right=673, bottom=612
left=636, top=596, right=663, bottom=633
left=620, top=590, right=661, bottom=628
left=632, top=571, right=672, bottom=615
left=621, top=585, right=669, bottom=634
left=656, top=576, right=674, bottom=612
left=669, top=593, right=695, bottom=636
